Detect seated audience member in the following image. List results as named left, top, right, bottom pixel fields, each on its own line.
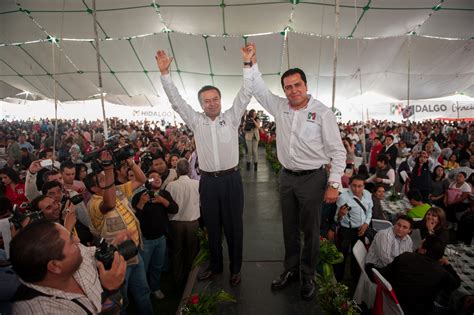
left=10, top=220, right=126, bottom=315
left=366, top=154, right=395, bottom=191
left=371, top=184, right=387, bottom=220
left=334, top=175, right=373, bottom=282
left=444, top=171, right=471, bottom=224
left=413, top=207, right=449, bottom=250
left=365, top=215, right=413, bottom=276
left=0, top=167, right=28, bottom=209
left=444, top=153, right=460, bottom=171
left=447, top=159, right=472, bottom=183
left=379, top=237, right=461, bottom=315
left=408, top=151, right=434, bottom=201
left=429, top=165, right=449, bottom=208
left=131, top=171, right=178, bottom=299
left=406, top=189, right=431, bottom=219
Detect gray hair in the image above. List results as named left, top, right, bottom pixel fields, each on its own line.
left=176, top=159, right=190, bottom=176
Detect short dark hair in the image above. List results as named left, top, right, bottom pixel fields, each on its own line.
left=372, top=183, right=385, bottom=193
left=152, top=151, right=166, bottom=162
left=385, top=135, right=394, bottom=141
left=197, top=85, right=221, bottom=104
left=146, top=170, right=160, bottom=177
left=422, top=235, right=445, bottom=260
left=396, top=214, right=414, bottom=229
left=30, top=195, right=50, bottom=213
left=41, top=180, right=62, bottom=195
left=281, top=68, right=307, bottom=88
left=349, top=175, right=366, bottom=184
left=60, top=160, right=75, bottom=172
left=43, top=169, right=60, bottom=183
left=38, top=148, right=53, bottom=159
left=376, top=154, right=389, bottom=165
left=176, top=159, right=190, bottom=176
left=407, top=189, right=422, bottom=202
left=84, top=173, right=97, bottom=194
left=10, top=220, right=65, bottom=283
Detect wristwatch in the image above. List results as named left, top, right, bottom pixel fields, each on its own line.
left=243, top=61, right=253, bottom=67
left=329, top=182, right=340, bottom=189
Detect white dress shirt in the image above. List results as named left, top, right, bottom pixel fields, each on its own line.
left=250, top=64, right=346, bottom=184
left=160, top=69, right=253, bottom=172
left=366, top=226, right=413, bottom=268
left=165, top=175, right=200, bottom=222
left=335, top=189, right=373, bottom=228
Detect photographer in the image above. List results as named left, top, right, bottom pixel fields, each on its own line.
left=333, top=175, right=373, bottom=282
left=243, top=109, right=260, bottom=171
left=131, top=170, right=178, bottom=299
left=10, top=220, right=126, bottom=314
left=40, top=181, right=94, bottom=245
left=84, top=151, right=153, bottom=315
left=150, top=153, right=177, bottom=189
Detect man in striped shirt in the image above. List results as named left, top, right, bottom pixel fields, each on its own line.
left=365, top=215, right=414, bottom=278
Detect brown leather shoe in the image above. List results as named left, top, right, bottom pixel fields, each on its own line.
left=230, top=273, right=241, bottom=287
left=198, top=269, right=222, bottom=281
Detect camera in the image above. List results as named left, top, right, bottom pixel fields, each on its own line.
left=95, top=238, right=138, bottom=270
left=244, top=117, right=254, bottom=132
left=342, top=203, right=351, bottom=212
left=9, top=204, right=44, bottom=229
left=60, top=194, right=84, bottom=213
left=144, top=179, right=159, bottom=199
left=140, top=151, right=154, bottom=174
left=83, top=135, right=135, bottom=168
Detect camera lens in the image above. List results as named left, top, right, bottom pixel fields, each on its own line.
left=116, top=240, right=138, bottom=261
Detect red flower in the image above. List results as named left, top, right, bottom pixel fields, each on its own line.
left=190, top=294, right=199, bottom=305
left=341, top=302, right=348, bottom=310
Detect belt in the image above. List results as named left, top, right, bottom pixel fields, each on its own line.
left=283, top=165, right=324, bottom=176
left=200, top=166, right=239, bottom=178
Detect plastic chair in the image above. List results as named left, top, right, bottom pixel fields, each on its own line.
left=410, top=229, right=422, bottom=251
left=371, top=219, right=393, bottom=232
left=352, top=240, right=377, bottom=308
left=371, top=268, right=404, bottom=315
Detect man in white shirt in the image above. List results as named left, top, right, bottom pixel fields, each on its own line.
left=247, top=44, right=346, bottom=300
left=166, top=159, right=200, bottom=285
left=156, top=46, right=253, bottom=287
left=365, top=215, right=413, bottom=279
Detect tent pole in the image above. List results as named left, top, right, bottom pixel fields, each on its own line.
left=331, top=0, right=340, bottom=112
left=407, top=36, right=412, bottom=121
left=52, top=41, right=58, bottom=159
left=92, top=0, right=109, bottom=138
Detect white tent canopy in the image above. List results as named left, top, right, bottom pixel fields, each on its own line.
left=1, top=0, right=473, bottom=114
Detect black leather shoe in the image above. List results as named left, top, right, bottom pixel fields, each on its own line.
left=198, top=269, right=222, bottom=281
left=246, top=162, right=251, bottom=170
left=271, top=270, right=298, bottom=290
left=301, top=278, right=315, bottom=301
left=230, top=273, right=241, bottom=287
left=254, top=163, right=258, bottom=171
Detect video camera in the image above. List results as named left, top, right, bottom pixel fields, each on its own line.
left=60, top=194, right=84, bottom=213
left=140, top=151, right=154, bottom=174
left=83, top=135, right=135, bottom=170
left=95, top=238, right=138, bottom=270
left=9, top=203, right=44, bottom=229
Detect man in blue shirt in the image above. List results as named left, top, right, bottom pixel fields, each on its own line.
left=334, top=175, right=373, bottom=281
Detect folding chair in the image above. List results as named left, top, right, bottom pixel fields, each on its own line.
left=371, top=268, right=404, bottom=315
left=352, top=240, right=377, bottom=308
left=410, top=229, right=422, bottom=251
left=371, top=219, right=393, bottom=232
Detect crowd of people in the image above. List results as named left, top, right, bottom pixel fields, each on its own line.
left=0, top=42, right=473, bottom=315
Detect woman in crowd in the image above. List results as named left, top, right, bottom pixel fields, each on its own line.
left=343, top=137, right=356, bottom=167
left=444, top=171, right=471, bottom=224
left=429, top=165, right=449, bottom=208
left=443, top=153, right=459, bottom=171
left=413, top=207, right=449, bottom=249
left=244, top=109, right=261, bottom=171
left=75, top=163, right=88, bottom=182
left=169, top=154, right=179, bottom=169
left=409, top=151, right=432, bottom=201
left=0, top=167, right=28, bottom=209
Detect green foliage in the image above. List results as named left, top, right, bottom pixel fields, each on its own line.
left=181, top=290, right=236, bottom=315
left=265, top=142, right=282, bottom=173
left=192, top=228, right=210, bottom=268
left=316, top=238, right=361, bottom=315
left=387, top=186, right=402, bottom=201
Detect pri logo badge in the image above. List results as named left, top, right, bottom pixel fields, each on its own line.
left=307, top=112, right=316, bottom=121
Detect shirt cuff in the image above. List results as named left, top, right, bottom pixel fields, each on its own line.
left=328, top=173, right=342, bottom=185
left=160, top=73, right=172, bottom=81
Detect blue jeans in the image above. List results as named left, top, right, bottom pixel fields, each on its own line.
left=141, top=236, right=167, bottom=291
left=120, top=254, right=153, bottom=315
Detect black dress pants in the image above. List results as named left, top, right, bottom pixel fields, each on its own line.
left=199, top=170, right=244, bottom=275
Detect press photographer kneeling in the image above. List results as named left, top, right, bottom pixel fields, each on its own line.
left=10, top=220, right=127, bottom=314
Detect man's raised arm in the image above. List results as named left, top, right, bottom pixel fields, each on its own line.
left=156, top=50, right=198, bottom=130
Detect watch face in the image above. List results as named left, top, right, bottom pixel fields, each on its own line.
left=331, top=183, right=340, bottom=189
